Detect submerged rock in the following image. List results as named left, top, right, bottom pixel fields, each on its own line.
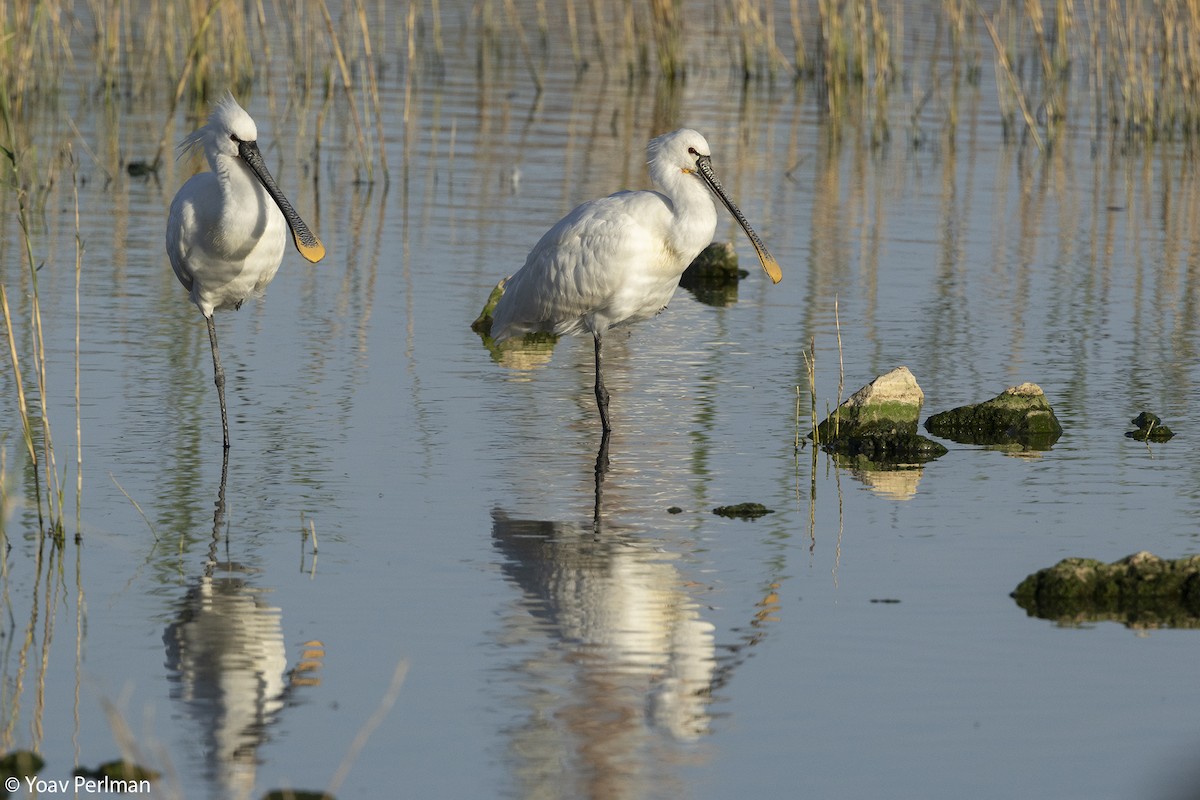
left=1125, top=411, right=1175, bottom=442
left=712, top=503, right=774, bottom=520
left=813, top=367, right=947, bottom=465
left=471, top=277, right=559, bottom=368
left=924, top=382, right=1062, bottom=449
left=471, top=278, right=507, bottom=336
left=823, top=431, right=948, bottom=461
left=678, top=242, right=748, bottom=307
left=73, top=760, right=161, bottom=783
left=1012, top=551, right=1200, bottom=628
left=0, top=750, right=44, bottom=783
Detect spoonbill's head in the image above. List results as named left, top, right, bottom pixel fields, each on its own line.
left=179, top=92, right=260, bottom=163
left=647, top=128, right=713, bottom=177
left=177, top=92, right=325, bottom=264
left=647, top=128, right=783, bottom=285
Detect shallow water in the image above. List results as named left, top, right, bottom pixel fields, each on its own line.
left=2, top=4, right=1200, bottom=799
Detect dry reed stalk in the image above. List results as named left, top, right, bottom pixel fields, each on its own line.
left=790, top=0, right=809, bottom=74
left=315, top=0, right=375, bottom=182
left=622, top=0, right=646, bottom=77
left=353, top=0, right=390, bottom=185
left=27, top=218, right=65, bottom=539
left=8, top=188, right=62, bottom=537
left=587, top=0, right=611, bottom=73
left=566, top=0, right=584, bottom=69
left=794, top=384, right=803, bottom=452
left=977, top=1, right=1045, bottom=150
left=869, top=0, right=892, bottom=142
left=325, top=660, right=409, bottom=797
left=0, top=287, right=37, bottom=516
left=71, top=145, right=82, bottom=540
left=87, top=0, right=122, bottom=88
left=504, top=0, right=545, bottom=92
left=834, top=296, right=844, bottom=437
left=802, top=337, right=818, bottom=446
left=2, top=0, right=69, bottom=97
left=150, top=0, right=226, bottom=171
left=0, top=94, right=71, bottom=536
left=732, top=0, right=795, bottom=79
left=429, top=0, right=445, bottom=65
left=650, top=0, right=684, bottom=81
left=109, top=473, right=157, bottom=541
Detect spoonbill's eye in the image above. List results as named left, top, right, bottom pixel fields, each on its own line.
left=687, top=147, right=697, bottom=155
left=230, top=134, right=239, bottom=143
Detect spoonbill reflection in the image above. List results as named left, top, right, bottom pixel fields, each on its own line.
left=489, top=128, right=781, bottom=434
left=166, top=93, right=325, bottom=449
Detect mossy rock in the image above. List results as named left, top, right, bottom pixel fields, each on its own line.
left=814, top=367, right=925, bottom=442
left=821, top=431, right=947, bottom=462
left=471, top=277, right=559, bottom=366
left=712, top=503, right=774, bottom=520
left=1012, top=552, right=1200, bottom=628
left=812, top=367, right=944, bottom=464
left=1, top=751, right=44, bottom=793
left=679, top=242, right=747, bottom=307
left=74, top=760, right=160, bottom=783
left=1125, top=411, right=1175, bottom=442
left=925, top=382, right=1062, bottom=449
left=471, top=278, right=508, bottom=335
left=681, top=241, right=747, bottom=284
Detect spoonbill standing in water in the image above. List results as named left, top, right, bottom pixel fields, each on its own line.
left=489, top=128, right=782, bottom=435
left=166, top=93, right=325, bottom=449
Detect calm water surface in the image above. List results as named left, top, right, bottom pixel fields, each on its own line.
left=2, top=5, right=1199, bottom=799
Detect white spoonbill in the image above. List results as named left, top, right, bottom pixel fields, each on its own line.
left=489, top=128, right=782, bottom=434
left=166, top=93, right=325, bottom=449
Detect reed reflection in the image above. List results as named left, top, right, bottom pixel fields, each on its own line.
left=162, top=452, right=323, bottom=800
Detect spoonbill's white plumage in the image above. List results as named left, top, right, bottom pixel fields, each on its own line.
left=490, top=128, right=782, bottom=434
left=166, top=92, right=324, bottom=448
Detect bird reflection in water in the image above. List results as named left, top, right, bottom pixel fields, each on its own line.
left=491, top=438, right=718, bottom=796
left=163, top=452, right=324, bottom=800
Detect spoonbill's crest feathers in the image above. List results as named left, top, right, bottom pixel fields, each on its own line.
left=646, top=128, right=710, bottom=183
left=176, top=92, right=259, bottom=163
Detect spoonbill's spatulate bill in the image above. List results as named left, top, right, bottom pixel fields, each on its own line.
left=166, top=92, right=325, bottom=449
left=489, top=128, right=782, bottom=434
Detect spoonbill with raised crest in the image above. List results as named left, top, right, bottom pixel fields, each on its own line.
left=166, top=92, right=325, bottom=449
left=489, top=128, right=782, bottom=435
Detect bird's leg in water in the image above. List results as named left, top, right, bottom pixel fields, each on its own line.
left=206, top=315, right=231, bottom=450
left=593, top=430, right=610, bottom=535
left=593, top=333, right=612, bottom=434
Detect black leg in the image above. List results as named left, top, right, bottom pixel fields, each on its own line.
left=593, top=333, right=612, bottom=434
left=592, top=429, right=610, bottom=535
left=206, top=315, right=230, bottom=450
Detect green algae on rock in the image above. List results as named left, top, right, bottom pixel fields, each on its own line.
left=1125, top=411, right=1175, bottom=442
left=471, top=277, right=559, bottom=367
left=822, top=431, right=948, bottom=461
left=712, top=502, right=774, bottom=519
left=471, top=278, right=508, bottom=335
left=73, top=760, right=161, bottom=784
left=678, top=241, right=748, bottom=307
left=812, top=367, right=947, bottom=464
left=925, top=382, right=1062, bottom=449
left=1012, top=551, right=1200, bottom=628
left=0, top=750, right=44, bottom=784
